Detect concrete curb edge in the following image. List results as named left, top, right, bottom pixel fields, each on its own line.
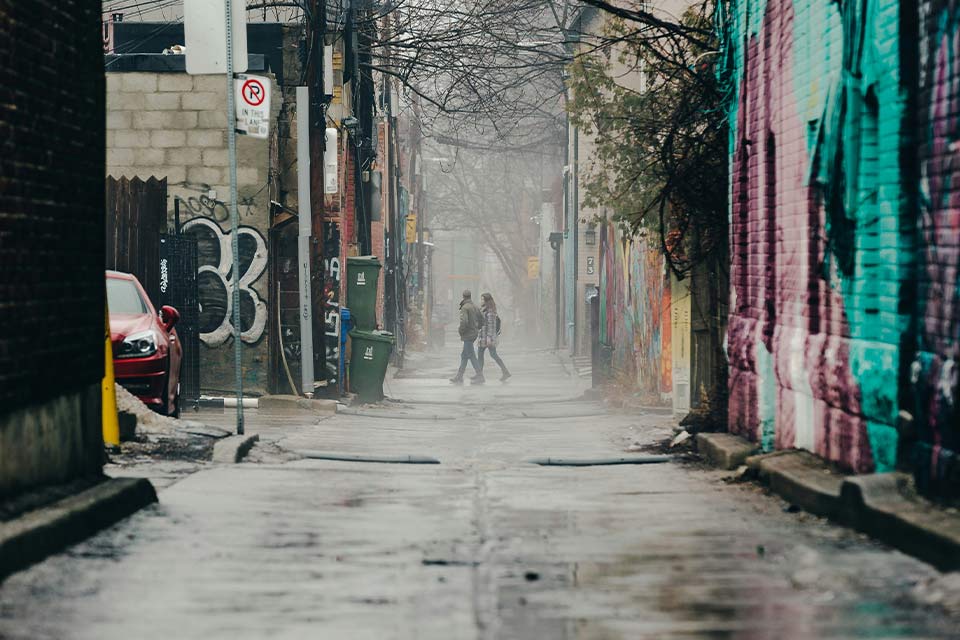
left=257, top=395, right=338, bottom=414
left=695, top=433, right=758, bottom=470
left=0, top=477, right=157, bottom=582
left=696, top=436, right=960, bottom=571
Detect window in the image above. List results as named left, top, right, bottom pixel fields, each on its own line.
left=107, top=278, right=147, bottom=314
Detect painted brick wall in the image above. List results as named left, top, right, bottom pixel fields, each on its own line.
left=0, top=0, right=105, bottom=497
left=914, top=0, right=960, bottom=495
left=599, top=222, right=673, bottom=402
left=725, top=0, right=908, bottom=473
left=105, top=71, right=278, bottom=395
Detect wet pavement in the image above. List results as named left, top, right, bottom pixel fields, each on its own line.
left=2, top=342, right=959, bottom=639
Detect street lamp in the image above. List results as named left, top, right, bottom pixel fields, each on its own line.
left=549, top=232, right=564, bottom=350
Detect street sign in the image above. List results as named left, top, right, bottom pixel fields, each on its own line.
left=527, top=256, right=540, bottom=279
left=405, top=214, right=417, bottom=244
left=235, top=74, right=270, bottom=138
left=324, top=128, right=338, bottom=193
left=184, top=0, right=248, bottom=75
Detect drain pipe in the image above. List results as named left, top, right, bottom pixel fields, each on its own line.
left=527, top=455, right=672, bottom=466
left=296, top=451, right=441, bottom=464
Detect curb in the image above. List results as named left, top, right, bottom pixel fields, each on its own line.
left=747, top=450, right=844, bottom=520
left=841, top=474, right=960, bottom=571
left=257, top=395, right=338, bottom=414
left=700, top=437, right=960, bottom=572
left=212, top=433, right=260, bottom=463
left=695, top=433, right=758, bottom=470
left=0, top=477, right=157, bottom=582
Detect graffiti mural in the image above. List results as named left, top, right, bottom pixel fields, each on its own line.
left=181, top=216, right=268, bottom=346
left=724, top=0, right=904, bottom=472
left=323, top=222, right=342, bottom=384
left=915, top=0, right=960, bottom=494
left=598, top=221, right=672, bottom=400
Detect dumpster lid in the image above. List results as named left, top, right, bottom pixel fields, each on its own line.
left=347, top=255, right=381, bottom=266
left=349, top=329, right=395, bottom=343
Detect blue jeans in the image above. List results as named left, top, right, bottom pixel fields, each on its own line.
left=457, top=340, right=481, bottom=377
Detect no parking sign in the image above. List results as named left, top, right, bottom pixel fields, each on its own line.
left=235, top=74, right=271, bottom=139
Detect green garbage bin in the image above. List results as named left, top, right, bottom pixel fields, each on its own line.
left=346, top=256, right=382, bottom=330
left=348, top=330, right=394, bottom=403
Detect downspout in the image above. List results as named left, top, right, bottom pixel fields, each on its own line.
left=572, top=123, right=579, bottom=355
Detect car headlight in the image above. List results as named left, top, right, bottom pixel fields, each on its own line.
left=116, top=330, right=158, bottom=359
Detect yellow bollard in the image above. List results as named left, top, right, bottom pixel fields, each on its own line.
left=103, top=303, right=120, bottom=449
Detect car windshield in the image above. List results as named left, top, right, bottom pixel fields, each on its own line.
left=107, top=278, right=147, bottom=314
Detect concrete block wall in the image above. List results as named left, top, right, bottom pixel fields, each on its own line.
left=0, top=0, right=105, bottom=498
left=725, top=0, right=908, bottom=473
left=106, top=71, right=280, bottom=395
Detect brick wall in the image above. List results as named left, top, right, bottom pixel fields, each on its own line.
left=914, top=0, right=960, bottom=495
left=725, top=0, right=907, bottom=473
left=0, top=0, right=105, bottom=497
left=105, top=71, right=279, bottom=395
left=598, top=222, right=672, bottom=402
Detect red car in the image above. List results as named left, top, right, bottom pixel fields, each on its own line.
left=107, top=271, right=183, bottom=417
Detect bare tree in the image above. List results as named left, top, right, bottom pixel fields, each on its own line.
left=426, top=147, right=544, bottom=292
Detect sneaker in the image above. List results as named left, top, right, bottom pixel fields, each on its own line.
left=449, top=376, right=464, bottom=384
left=501, top=372, right=512, bottom=382
left=470, top=376, right=486, bottom=385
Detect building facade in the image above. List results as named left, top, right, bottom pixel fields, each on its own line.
left=1, top=0, right=106, bottom=498
left=723, top=0, right=959, bottom=495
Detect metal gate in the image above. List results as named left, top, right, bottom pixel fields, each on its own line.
left=159, top=234, right=200, bottom=406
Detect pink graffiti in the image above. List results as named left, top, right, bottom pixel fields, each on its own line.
left=916, top=10, right=960, bottom=488
left=728, top=0, right=874, bottom=472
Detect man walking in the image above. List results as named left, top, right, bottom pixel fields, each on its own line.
left=450, top=290, right=484, bottom=384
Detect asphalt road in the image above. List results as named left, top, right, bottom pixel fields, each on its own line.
left=1, top=343, right=958, bottom=639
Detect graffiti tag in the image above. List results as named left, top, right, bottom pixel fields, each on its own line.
left=159, top=258, right=169, bottom=294
left=182, top=216, right=268, bottom=346
left=323, top=222, right=342, bottom=382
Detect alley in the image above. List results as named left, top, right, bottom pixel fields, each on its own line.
left=1, top=344, right=957, bottom=640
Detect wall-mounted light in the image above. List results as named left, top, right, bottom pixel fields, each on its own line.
left=341, top=116, right=359, bottom=137
left=549, top=231, right=564, bottom=252
left=584, top=226, right=597, bottom=246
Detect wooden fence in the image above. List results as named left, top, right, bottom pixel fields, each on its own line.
left=105, top=176, right=167, bottom=305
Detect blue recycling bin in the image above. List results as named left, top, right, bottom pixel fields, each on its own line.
left=340, top=308, right=352, bottom=395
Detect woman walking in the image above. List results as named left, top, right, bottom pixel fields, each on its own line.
left=477, top=293, right=511, bottom=382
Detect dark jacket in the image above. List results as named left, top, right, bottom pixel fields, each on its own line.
left=458, top=299, right=482, bottom=341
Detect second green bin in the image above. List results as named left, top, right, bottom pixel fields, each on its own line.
left=348, top=330, right=394, bottom=403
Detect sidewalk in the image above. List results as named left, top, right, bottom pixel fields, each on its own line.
left=1, top=344, right=958, bottom=639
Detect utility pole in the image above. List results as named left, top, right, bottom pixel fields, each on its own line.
left=411, top=98, right=424, bottom=312
left=296, top=86, right=316, bottom=398
left=224, top=0, right=244, bottom=434
left=308, top=0, right=328, bottom=387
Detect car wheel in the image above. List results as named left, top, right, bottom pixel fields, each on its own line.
left=171, top=382, right=182, bottom=419
left=158, top=362, right=172, bottom=416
